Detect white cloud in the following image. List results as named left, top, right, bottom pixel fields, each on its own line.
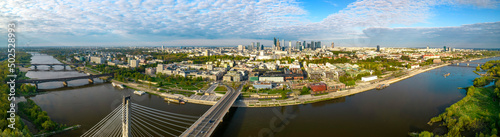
left=362, top=22, right=500, bottom=48
left=0, top=0, right=498, bottom=47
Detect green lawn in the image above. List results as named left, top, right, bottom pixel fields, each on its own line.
left=216, top=91, right=226, bottom=94
left=215, top=86, right=227, bottom=91
left=421, top=86, right=500, bottom=137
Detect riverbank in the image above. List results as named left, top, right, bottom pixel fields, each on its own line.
left=235, top=63, right=452, bottom=107
left=80, top=56, right=496, bottom=107
left=111, top=80, right=218, bottom=105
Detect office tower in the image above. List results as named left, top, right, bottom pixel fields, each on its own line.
left=260, top=44, right=264, bottom=50
left=443, top=46, right=447, bottom=51
left=256, top=42, right=260, bottom=50
left=273, top=37, right=277, bottom=47
left=376, top=45, right=380, bottom=52
left=331, top=42, right=334, bottom=48
left=311, top=41, right=315, bottom=50
left=316, top=41, right=321, bottom=49
left=251, top=42, right=255, bottom=50
left=426, top=46, right=429, bottom=50
left=238, top=45, right=244, bottom=51
left=204, top=49, right=211, bottom=56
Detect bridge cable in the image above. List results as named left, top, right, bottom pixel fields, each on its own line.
left=130, top=115, right=163, bottom=136
left=131, top=120, right=152, bottom=137
left=92, top=107, right=123, bottom=136
left=131, top=104, right=198, bottom=122
left=130, top=113, right=177, bottom=136
left=131, top=110, right=185, bottom=133
left=131, top=105, right=197, bottom=124
left=131, top=103, right=199, bottom=119
left=81, top=105, right=122, bottom=137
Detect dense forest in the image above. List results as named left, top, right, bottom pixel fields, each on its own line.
left=0, top=60, right=32, bottom=136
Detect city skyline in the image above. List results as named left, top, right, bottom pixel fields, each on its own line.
left=1, top=0, right=500, bottom=48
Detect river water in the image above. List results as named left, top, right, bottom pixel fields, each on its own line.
left=23, top=53, right=499, bottom=137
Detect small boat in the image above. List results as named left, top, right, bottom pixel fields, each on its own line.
left=111, top=82, right=116, bottom=87
left=134, top=90, right=146, bottom=95
left=376, top=84, right=389, bottom=90
left=443, top=73, right=450, bottom=78
left=117, top=84, right=125, bottom=89
left=164, top=97, right=186, bottom=104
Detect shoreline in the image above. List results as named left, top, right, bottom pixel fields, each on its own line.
left=69, top=55, right=498, bottom=107
left=237, top=56, right=498, bottom=107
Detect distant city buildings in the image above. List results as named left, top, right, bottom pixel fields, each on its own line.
left=90, top=56, right=105, bottom=64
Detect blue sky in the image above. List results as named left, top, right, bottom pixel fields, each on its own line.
left=0, top=0, right=499, bottom=48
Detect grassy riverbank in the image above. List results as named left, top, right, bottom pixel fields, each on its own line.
left=417, top=86, right=500, bottom=137
left=417, top=59, right=500, bottom=137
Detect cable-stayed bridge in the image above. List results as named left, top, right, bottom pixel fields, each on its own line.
left=81, top=84, right=242, bottom=137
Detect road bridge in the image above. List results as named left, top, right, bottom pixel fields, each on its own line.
left=17, top=73, right=113, bottom=89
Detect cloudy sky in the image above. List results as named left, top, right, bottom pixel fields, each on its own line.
left=1, top=0, right=499, bottom=48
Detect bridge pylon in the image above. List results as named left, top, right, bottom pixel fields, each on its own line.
left=122, top=96, right=131, bottom=137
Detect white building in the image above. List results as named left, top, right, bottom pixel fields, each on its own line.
left=90, top=56, right=105, bottom=64
left=129, top=59, right=140, bottom=68
left=361, top=75, right=378, bottom=82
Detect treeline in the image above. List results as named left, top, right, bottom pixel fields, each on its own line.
left=18, top=99, right=59, bottom=131
left=339, top=72, right=371, bottom=86
left=0, top=61, right=32, bottom=136
left=418, top=59, right=500, bottom=137
left=473, top=60, right=500, bottom=87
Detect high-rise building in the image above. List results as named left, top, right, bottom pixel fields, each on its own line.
left=331, top=42, right=334, bottom=48
left=426, top=46, right=429, bottom=50
left=443, top=46, right=447, bottom=52
left=273, top=37, right=277, bottom=47
left=376, top=45, right=380, bottom=52
left=251, top=42, right=255, bottom=50
left=303, top=41, right=306, bottom=48
left=311, top=41, right=315, bottom=50
left=276, top=38, right=281, bottom=51
left=204, top=49, right=211, bottom=56
left=129, top=59, right=139, bottom=68
left=315, top=41, right=321, bottom=49
left=256, top=42, right=260, bottom=50
left=260, top=44, right=264, bottom=50
left=238, top=45, right=244, bottom=51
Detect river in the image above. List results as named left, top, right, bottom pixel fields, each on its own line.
left=23, top=53, right=500, bottom=137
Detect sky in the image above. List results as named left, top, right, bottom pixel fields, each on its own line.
left=1, top=0, right=500, bottom=48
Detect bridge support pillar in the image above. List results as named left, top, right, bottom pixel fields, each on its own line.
left=122, top=96, right=131, bottom=137
left=88, top=78, right=94, bottom=84
left=63, top=81, right=68, bottom=87
left=467, top=63, right=469, bottom=66
left=49, top=65, right=54, bottom=69
left=63, top=64, right=67, bottom=70
left=457, top=63, right=459, bottom=66
left=34, top=81, right=38, bottom=90
left=34, top=65, right=37, bottom=70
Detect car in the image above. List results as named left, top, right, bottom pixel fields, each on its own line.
left=209, top=120, right=214, bottom=123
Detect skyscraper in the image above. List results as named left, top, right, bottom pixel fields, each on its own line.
left=331, top=42, right=334, bottom=48
left=443, top=46, right=447, bottom=51
left=376, top=45, right=380, bottom=52
left=311, top=41, right=315, bottom=50
left=251, top=42, right=255, bottom=50
left=303, top=41, right=306, bottom=48
left=273, top=37, right=277, bottom=47
left=256, top=42, right=260, bottom=51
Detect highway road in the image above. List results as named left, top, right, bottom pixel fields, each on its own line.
left=181, top=82, right=245, bottom=137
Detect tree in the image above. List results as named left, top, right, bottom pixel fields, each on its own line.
left=476, top=66, right=481, bottom=72
left=41, top=120, right=55, bottom=130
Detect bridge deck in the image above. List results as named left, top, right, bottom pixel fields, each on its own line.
left=180, top=83, right=242, bottom=137
left=17, top=73, right=113, bottom=83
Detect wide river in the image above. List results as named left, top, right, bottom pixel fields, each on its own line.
left=22, top=53, right=500, bottom=137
